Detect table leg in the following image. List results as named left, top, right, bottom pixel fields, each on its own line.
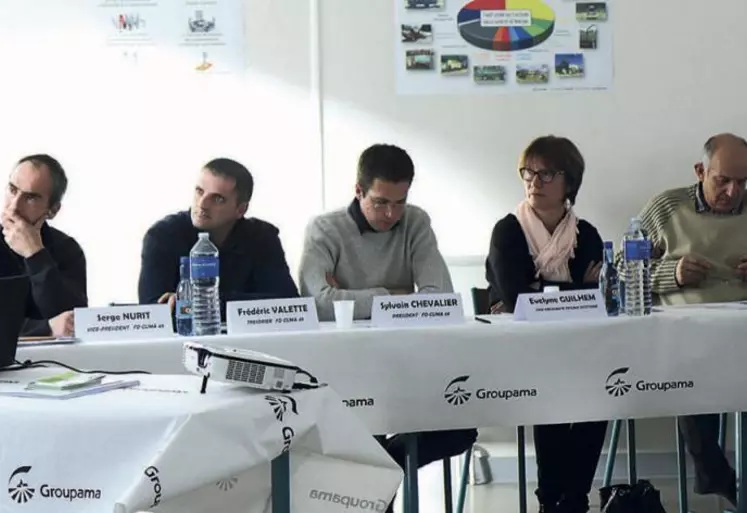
left=737, top=413, right=746, bottom=513
left=271, top=452, right=291, bottom=513
left=402, top=434, right=419, bottom=513
left=603, top=420, right=622, bottom=487
left=443, top=459, right=453, bottom=513
left=518, top=426, right=527, bottom=513
left=456, top=447, right=471, bottom=513
left=719, top=413, right=728, bottom=451
left=675, top=419, right=689, bottom=513
left=626, top=419, right=637, bottom=485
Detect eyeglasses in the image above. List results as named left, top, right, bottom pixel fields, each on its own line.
left=519, top=167, right=563, bottom=184
left=369, top=198, right=407, bottom=213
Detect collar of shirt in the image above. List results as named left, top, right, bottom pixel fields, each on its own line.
left=694, top=182, right=743, bottom=215
left=347, top=199, right=403, bottom=234
left=347, top=199, right=376, bottom=234
left=186, top=210, right=248, bottom=254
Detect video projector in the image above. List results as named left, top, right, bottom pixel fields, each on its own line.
left=183, top=342, right=300, bottom=392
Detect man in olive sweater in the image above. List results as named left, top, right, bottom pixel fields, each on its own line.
left=299, top=144, right=476, bottom=513
left=634, top=133, right=747, bottom=507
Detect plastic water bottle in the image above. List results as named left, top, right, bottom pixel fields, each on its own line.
left=175, top=256, right=193, bottom=336
left=621, top=218, right=652, bottom=316
left=190, top=233, right=221, bottom=335
left=599, top=241, right=620, bottom=316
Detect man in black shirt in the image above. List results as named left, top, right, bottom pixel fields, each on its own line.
left=138, top=158, right=298, bottom=312
left=0, top=155, right=87, bottom=337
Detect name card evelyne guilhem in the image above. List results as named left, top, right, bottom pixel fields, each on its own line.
left=371, top=293, right=464, bottom=327
left=226, top=298, right=320, bottom=334
left=75, top=305, right=173, bottom=341
left=514, top=289, right=606, bottom=322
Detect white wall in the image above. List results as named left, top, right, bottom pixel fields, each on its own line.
left=3, top=0, right=747, bottom=305
left=319, top=0, right=747, bottom=261
left=0, top=0, right=317, bottom=304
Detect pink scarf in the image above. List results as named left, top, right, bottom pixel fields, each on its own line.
left=514, top=200, right=578, bottom=282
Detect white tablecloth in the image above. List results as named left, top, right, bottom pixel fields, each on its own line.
left=17, top=306, right=747, bottom=435
left=0, top=370, right=402, bottom=513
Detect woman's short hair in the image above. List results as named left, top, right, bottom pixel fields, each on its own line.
left=520, top=135, right=585, bottom=205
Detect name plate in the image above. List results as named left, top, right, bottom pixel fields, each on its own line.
left=226, top=298, right=319, bottom=334
left=514, top=289, right=606, bottom=322
left=371, top=293, right=464, bottom=327
left=74, top=305, right=173, bottom=341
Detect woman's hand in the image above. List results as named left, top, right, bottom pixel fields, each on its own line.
left=490, top=301, right=506, bottom=314
left=583, top=261, right=602, bottom=284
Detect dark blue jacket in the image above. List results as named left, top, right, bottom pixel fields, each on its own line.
left=138, top=211, right=299, bottom=315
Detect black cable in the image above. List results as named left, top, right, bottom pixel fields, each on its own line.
left=292, top=382, right=321, bottom=390
left=6, top=359, right=319, bottom=392
left=0, top=362, right=37, bottom=372
left=295, top=369, right=318, bottom=384
left=293, top=368, right=320, bottom=390
left=14, top=359, right=151, bottom=375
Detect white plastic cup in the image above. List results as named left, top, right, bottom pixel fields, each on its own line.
left=333, top=300, right=355, bottom=329
left=543, top=286, right=560, bottom=293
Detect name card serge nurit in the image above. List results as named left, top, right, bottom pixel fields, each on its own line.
left=371, top=293, right=464, bottom=327
left=514, top=289, right=606, bottom=322
left=226, top=298, right=320, bottom=334
left=75, top=305, right=173, bottom=341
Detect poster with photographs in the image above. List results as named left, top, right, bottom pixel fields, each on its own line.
left=396, top=0, right=613, bottom=95
left=92, top=0, right=245, bottom=75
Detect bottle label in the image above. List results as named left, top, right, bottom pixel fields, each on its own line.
left=190, top=256, right=219, bottom=279
left=176, top=300, right=192, bottom=318
left=623, top=240, right=650, bottom=261
left=604, top=248, right=614, bottom=264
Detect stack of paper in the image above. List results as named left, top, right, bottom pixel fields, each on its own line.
left=0, top=370, right=139, bottom=400
left=27, top=371, right=105, bottom=390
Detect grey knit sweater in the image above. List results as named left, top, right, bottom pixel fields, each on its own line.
left=299, top=204, right=454, bottom=321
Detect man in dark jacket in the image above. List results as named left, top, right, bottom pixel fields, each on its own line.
left=0, top=155, right=87, bottom=337
left=138, top=158, right=298, bottom=313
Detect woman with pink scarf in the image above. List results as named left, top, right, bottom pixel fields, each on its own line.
left=485, top=135, right=607, bottom=513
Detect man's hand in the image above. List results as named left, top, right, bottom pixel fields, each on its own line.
left=158, top=292, right=176, bottom=313
left=325, top=273, right=340, bottom=289
left=676, top=255, right=711, bottom=287
left=327, top=273, right=412, bottom=295
left=583, top=261, right=602, bottom=284
left=736, top=256, right=747, bottom=282
left=1, top=210, right=44, bottom=259
left=388, top=288, right=413, bottom=295
left=49, top=311, right=74, bottom=337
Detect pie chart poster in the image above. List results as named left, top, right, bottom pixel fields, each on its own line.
left=396, top=0, right=613, bottom=95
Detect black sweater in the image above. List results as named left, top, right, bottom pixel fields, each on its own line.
left=138, top=211, right=299, bottom=315
left=485, top=214, right=603, bottom=313
left=0, top=224, right=88, bottom=335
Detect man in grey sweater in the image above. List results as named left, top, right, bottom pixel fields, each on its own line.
left=299, top=143, right=477, bottom=512
left=300, top=146, right=454, bottom=321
